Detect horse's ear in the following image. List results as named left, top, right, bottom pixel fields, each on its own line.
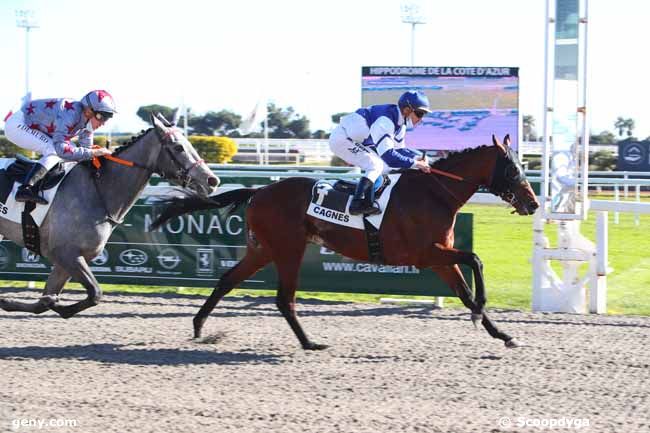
left=171, top=108, right=180, bottom=127
left=151, top=113, right=167, bottom=132
left=492, top=134, right=507, bottom=154
left=503, top=134, right=511, bottom=147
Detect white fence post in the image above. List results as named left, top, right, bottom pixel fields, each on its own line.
left=614, top=186, right=619, bottom=224
left=634, top=185, right=641, bottom=226
left=591, top=211, right=608, bottom=313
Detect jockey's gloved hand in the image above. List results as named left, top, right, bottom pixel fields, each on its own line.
left=414, top=159, right=431, bottom=173
left=92, top=147, right=112, bottom=157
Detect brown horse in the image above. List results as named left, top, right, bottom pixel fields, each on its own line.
left=153, top=135, right=539, bottom=350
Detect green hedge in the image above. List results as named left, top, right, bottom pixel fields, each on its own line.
left=1, top=134, right=238, bottom=164
left=188, top=136, right=237, bottom=163
left=0, top=135, right=23, bottom=158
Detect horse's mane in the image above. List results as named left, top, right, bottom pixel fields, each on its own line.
left=112, top=128, right=153, bottom=156
left=430, top=144, right=491, bottom=169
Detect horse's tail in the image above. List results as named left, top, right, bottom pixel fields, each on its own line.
left=150, top=188, right=258, bottom=230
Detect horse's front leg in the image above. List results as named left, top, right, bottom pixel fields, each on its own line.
left=0, top=266, right=70, bottom=314
left=0, top=295, right=56, bottom=314
left=425, top=244, right=487, bottom=318
left=49, top=254, right=102, bottom=319
left=433, top=265, right=517, bottom=347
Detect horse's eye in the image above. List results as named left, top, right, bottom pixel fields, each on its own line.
left=174, top=144, right=184, bottom=153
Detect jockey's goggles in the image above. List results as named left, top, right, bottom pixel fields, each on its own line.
left=94, top=111, right=114, bottom=121
left=413, top=109, right=427, bottom=119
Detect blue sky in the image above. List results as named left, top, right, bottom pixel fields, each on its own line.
left=0, top=0, right=648, bottom=137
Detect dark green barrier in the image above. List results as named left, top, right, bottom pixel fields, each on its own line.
left=0, top=200, right=472, bottom=297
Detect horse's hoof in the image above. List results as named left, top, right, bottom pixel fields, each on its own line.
left=50, top=306, right=74, bottom=319
left=471, top=313, right=483, bottom=329
left=505, top=338, right=521, bottom=348
left=303, top=343, right=329, bottom=351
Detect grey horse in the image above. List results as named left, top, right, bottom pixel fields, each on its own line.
left=0, top=113, right=219, bottom=317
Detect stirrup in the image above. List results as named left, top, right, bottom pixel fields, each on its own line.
left=349, top=201, right=381, bottom=216
left=15, top=188, right=48, bottom=205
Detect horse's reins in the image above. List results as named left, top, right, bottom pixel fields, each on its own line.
left=92, top=153, right=147, bottom=170
left=429, top=149, right=521, bottom=213
left=417, top=155, right=517, bottom=209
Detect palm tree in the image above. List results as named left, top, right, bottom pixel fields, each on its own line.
left=614, top=117, right=636, bottom=138
left=624, top=118, right=635, bottom=137
left=614, top=117, right=626, bottom=137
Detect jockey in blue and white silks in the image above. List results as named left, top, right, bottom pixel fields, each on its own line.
left=329, top=90, right=432, bottom=215
left=3, top=90, right=116, bottom=204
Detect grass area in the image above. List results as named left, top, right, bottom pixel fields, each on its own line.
left=3, top=201, right=649, bottom=316
left=469, top=203, right=650, bottom=316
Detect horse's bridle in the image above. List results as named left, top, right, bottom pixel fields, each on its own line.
left=486, top=147, right=526, bottom=209
left=156, top=129, right=207, bottom=187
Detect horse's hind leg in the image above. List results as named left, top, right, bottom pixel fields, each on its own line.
left=274, top=248, right=327, bottom=351
left=194, top=249, right=272, bottom=338
left=434, top=265, right=516, bottom=347
left=0, top=266, right=70, bottom=314
left=49, top=254, right=102, bottom=319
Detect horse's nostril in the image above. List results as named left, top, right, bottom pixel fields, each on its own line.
left=208, top=177, right=219, bottom=187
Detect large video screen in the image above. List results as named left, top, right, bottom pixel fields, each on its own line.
left=362, top=66, right=519, bottom=152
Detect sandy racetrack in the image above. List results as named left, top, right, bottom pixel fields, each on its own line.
left=0, top=288, right=648, bottom=433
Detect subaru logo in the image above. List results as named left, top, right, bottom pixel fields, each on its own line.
left=119, top=249, right=148, bottom=266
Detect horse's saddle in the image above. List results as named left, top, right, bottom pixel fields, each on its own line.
left=306, top=174, right=399, bottom=231
left=0, top=154, right=66, bottom=203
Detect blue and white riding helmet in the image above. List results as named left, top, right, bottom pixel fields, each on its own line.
left=398, top=91, right=431, bottom=113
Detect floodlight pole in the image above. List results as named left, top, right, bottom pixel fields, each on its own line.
left=409, top=23, right=416, bottom=66
left=401, top=2, right=426, bottom=66
left=15, top=10, right=39, bottom=97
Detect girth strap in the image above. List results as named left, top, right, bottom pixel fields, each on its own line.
left=21, top=202, right=41, bottom=255
left=363, top=217, right=383, bottom=264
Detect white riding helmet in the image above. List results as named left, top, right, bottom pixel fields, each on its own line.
left=81, top=90, right=117, bottom=116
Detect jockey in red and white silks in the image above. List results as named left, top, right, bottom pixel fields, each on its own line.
left=329, top=90, right=432, bottom=215
left=3, top=90, right=116, bottom=204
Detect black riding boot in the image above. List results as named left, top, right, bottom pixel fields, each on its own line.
left=349, top=177, right=381, bottom=216
left=15, top=163, right=49, bottom=205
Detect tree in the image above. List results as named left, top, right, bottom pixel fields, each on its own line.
left=614, top=117, right=635, bottom=138
left=331, top=112, right=350, bottom=124
left=589, top=130, right=616, bottom=145
left=266, top=103, right=311, bottom=138
left=624, top=118, right=636, bottom=137
left=136, top=104, right=176, bottom=124
left=589, top=150, right=617, bottom=171
left=522, top=115, right=537, bottom=141
left=188, top=110, right=242, bottom=136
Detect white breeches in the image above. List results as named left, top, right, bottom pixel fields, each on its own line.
left=328, top=113, right=390, bottom=183
left=4, top=111, right=62, bottom=170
